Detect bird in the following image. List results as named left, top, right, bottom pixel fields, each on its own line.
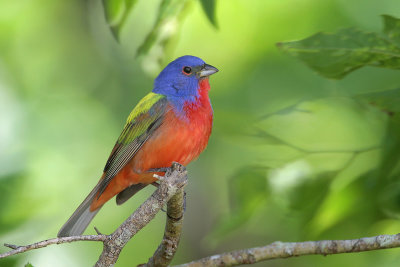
left=58, top=55, right=218, bottom=237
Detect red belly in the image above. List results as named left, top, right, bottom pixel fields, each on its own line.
left=90, top=89, right=213, bottom=210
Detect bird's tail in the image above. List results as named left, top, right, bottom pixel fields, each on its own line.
left=57, top=183, right=102, bottom=237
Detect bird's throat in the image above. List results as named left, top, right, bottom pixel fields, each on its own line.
left=198, top=78, right=211, bottom=92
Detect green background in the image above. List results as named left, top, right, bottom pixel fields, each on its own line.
left=1, top=0, right=400, bottom=266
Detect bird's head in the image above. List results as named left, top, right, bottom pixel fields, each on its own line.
left=153, top=55, right=218, bottom=98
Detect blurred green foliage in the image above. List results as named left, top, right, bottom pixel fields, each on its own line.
left=198, top=0, right=217, bottom=27
left=135, top=0, right=188, bottom=57
left=102, top=0, right=138, bottom=39
left=278, top=15, right=400, bottom=79
left=1, top=0, right=400, bottom=267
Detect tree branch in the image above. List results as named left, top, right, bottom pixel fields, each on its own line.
left=174, top=233, right=400, bottom=267
left=0, top=235, right=107, bottom=259
left=2, top=163, right=400, bottom=267
left=143, top=188, right=185, bottom=267
left=0, top=162, right=188, bottom=267
left=95, top=162, right=188, bottom=266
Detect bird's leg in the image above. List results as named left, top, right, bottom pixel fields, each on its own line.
left=151, top=162, right=186, bottom=212
left=147, top=167, right=170, bottom=173
left=153, top=173, right=166, bottom=181
left=148, top=167, right=170, bottom=182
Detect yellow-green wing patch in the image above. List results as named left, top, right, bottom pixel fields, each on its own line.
left=99, top=93, right=167, bottom=196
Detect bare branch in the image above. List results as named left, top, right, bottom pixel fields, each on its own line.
left=0, top=235, right=107, bottom=259
left=144, top=189, right=185, bottom=267
left=3, top=163, right=400, bottom=267
left=94, top=226, right=103, bottom=235
left=175, top=233, right=400, bottom=267
left=0, top=162, right=188, bottom=267
left=95, top=162, right=188, bottom=267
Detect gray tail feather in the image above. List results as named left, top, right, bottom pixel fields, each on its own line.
left=116, top=183, right=147, bottom=205
left=58, top=184, right=102, bottom=237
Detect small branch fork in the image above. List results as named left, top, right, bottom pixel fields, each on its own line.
left=1, top=163, right=400, bottom=266
left=175, top=234, right=400, bottom=267
left=143, top=189, right=185, bottom=266
left=0, top=235, right=107, bottom=259
left=0, top=162, right=188, bottom=266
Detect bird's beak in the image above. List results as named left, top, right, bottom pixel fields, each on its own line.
left=198, top=64, right=219, bottom=78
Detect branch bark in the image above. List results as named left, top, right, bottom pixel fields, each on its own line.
left=174, top=233, right=400, bottom=267
left=2, top=163, right=400, bottom=267
left=143, top=188, right=185, bottom=267
left=0, top=235, right=107, bottom=259
left=0, top=162, right=188, bottom=267
left=95, top=162, right=188, bottom=266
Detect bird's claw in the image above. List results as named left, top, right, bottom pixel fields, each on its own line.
left=147, top=167, right=170, bottom=173
left=171, top=162, right=186, bottom=172
left=149, top=167, right=170, bottom=181
left=153, top=173, right=166, bottom=181
left=148, top=162, right=186, bottom=175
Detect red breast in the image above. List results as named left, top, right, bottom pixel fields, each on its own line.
left=90, top=79, right=213, bottom=211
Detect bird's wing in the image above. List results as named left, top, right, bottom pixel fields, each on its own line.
left=58, top=92, right=169, bottom=237
left=97, top=92, right=168, bottom=197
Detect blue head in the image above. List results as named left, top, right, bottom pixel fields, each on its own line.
left=152, top=55, right=218, bottom=99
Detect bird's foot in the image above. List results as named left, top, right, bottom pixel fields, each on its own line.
left=148, top=162, right=186, bottom=176
left=149, top=167, right=169, bottom=182
left=147, top=167, right=169, bottom=173
left=153, top=173, right=166, bottom=181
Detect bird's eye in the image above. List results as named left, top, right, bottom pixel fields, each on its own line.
left=182, top=66, right=192, bottom=75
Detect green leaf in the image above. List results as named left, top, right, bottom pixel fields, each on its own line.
left=378, top=181, right=400, bottom=219
left=383, top=15, right=400, bottom=44
left=209, top=166, right=268, bottom=239
left=308, top=178, right=361, bottom=235
left=25, top=263, right=35, bottom=267
left=288, top=173, right=333, bottom=225
left=199, top=0, right=217, bottom=27
left=256, top=97, right=386, bottom=152
left=374, top=120, right=400, bottom=185
left=251, top=128, right=290, bottom=146
left=0, top=257, right=18, bottom=267
left=355, top=88, right=400, bottom=122
left=136, top=0, right=187, bottom=57
left=228, top=166, right=268, bottom=211
left=0, top=173, right=31, bottom=235
left=278, top=15, right=400, bottom=79
left=102, top=0, right=138, bottom=40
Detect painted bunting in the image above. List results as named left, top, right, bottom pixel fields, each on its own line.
left=58, top=56, right=218, bottom=237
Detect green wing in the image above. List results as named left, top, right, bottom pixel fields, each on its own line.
left=98, top=92, right=168, bottom=196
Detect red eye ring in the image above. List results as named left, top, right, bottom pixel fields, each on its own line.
left=182, top=66, right=192, bottom=75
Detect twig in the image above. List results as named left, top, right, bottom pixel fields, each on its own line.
left=174, top=233, right=400, bottom=267
left=95, top=162, right=188, bottom=267
left=4, top=244, right=19, bottom=250
left=94, top=227, right=103, bottom=235
left=3, top=163, right=400, bottom=267
left=143, top=187, right=185, bottom=266
left=0, top=162, right=188, bottom=267
left=0, top=235, right=107, bottom=259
